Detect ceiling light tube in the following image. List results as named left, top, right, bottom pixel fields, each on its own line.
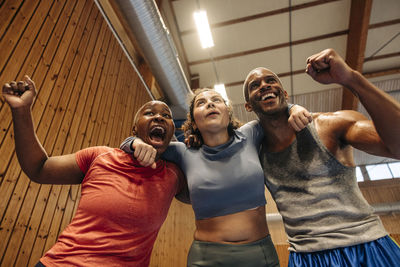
left=214, top=83, right=228, bottom=102
left=193, top=10, right=214, bottom=48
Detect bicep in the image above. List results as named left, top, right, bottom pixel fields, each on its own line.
left=39, top=154, right=84, bottom=184
left=343, top=116, right=393, bottom=158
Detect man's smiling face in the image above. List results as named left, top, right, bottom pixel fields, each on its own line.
left=244, top=68, right=288, bottom=115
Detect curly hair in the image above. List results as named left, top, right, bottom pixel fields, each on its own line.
left=182, top=88, right=242, bottom=148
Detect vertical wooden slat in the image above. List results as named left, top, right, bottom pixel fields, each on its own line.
left=275, top=244, right=290, bottom=267
left=0, top=0, right=22, bottom=39
left=0, top=155, right=25, bottom=257
left=83, top=38, right=118, bottom=147
left=106, top=56, right=128, bottom=147
left=0, top=0, right=57, bottom=84
left=96, top=48, right=124, bottom=146
left=118, top=67, right=141, bottom=144
left=0, top=0, right=41, bottom=75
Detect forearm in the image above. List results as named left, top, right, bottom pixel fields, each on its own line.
left=120, top=136, right=135, bottom=153
left=348, top=71, right=400, bottom=156
left=11, top=106, right=49, bottom=180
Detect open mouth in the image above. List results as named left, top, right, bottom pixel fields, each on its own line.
left=206, top=111, right=220, bottom=117
left=149, top=126, right=166, bottom=143
left=260, top=92, right=276, bottom=101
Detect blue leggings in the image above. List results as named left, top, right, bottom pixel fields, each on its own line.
left=289, top=236, right=400, bottom=267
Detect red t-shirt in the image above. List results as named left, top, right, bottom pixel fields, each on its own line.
left=40, top=146, right=183, bottom=267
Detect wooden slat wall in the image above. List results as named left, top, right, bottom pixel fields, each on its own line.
left=150, top=200, right=195, bottom=267
left=359, top=179, right=400, bottom=244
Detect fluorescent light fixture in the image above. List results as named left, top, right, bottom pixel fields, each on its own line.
left=193, top=10, right=214, bottom=48
left=214, top=83, right=228, bottom=102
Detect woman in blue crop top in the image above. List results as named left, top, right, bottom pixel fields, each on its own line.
left=121, top=88, right=310, bottom=267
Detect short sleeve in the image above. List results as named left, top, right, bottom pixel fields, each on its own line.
left=75, top=146, right=111, bottom=174
left=237, top=120, right=264, bottom=146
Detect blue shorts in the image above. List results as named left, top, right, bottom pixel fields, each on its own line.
left=288, top=235, right=400, bottom=267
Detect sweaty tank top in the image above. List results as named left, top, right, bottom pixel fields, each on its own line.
left=260, top=121, right=387, bottom=252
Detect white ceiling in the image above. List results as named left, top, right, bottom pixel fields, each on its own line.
left=162, top=0, right=400, bottom=105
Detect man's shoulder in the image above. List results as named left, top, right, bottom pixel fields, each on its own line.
left=313, top=110, right=366, bottom=127
left=312, top=110, right=369, bottom=144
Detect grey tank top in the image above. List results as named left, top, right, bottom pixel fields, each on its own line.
left=260, top=121, right=387, bottom=252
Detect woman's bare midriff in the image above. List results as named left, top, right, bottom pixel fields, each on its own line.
left=194, top=206, right=269, bottom=244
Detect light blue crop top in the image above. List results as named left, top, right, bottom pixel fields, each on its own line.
left=120, top=120, right=266, bottom=220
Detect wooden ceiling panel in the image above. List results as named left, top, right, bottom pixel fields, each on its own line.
left=369, top=0, right=400, bottom=24
left=291, top=0, right=350, bottom=40
left=363, top=57, right=400, bottom=74
left=209, top=15, right=291, bottom=55
left=365, top=25, right=400, bottom=58
left=170, top=0, right=197, bottom=31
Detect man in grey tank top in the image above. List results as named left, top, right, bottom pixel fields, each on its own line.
left=243, top=48, right=400, bottom=266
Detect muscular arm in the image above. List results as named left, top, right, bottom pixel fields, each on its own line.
left=4, top=77, right=84, bottom=184
left=343, top=71, right=400, bottom=157
left=307, top=49, right=400, bottom=159
left=315, top=110, right=399, bottom=166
